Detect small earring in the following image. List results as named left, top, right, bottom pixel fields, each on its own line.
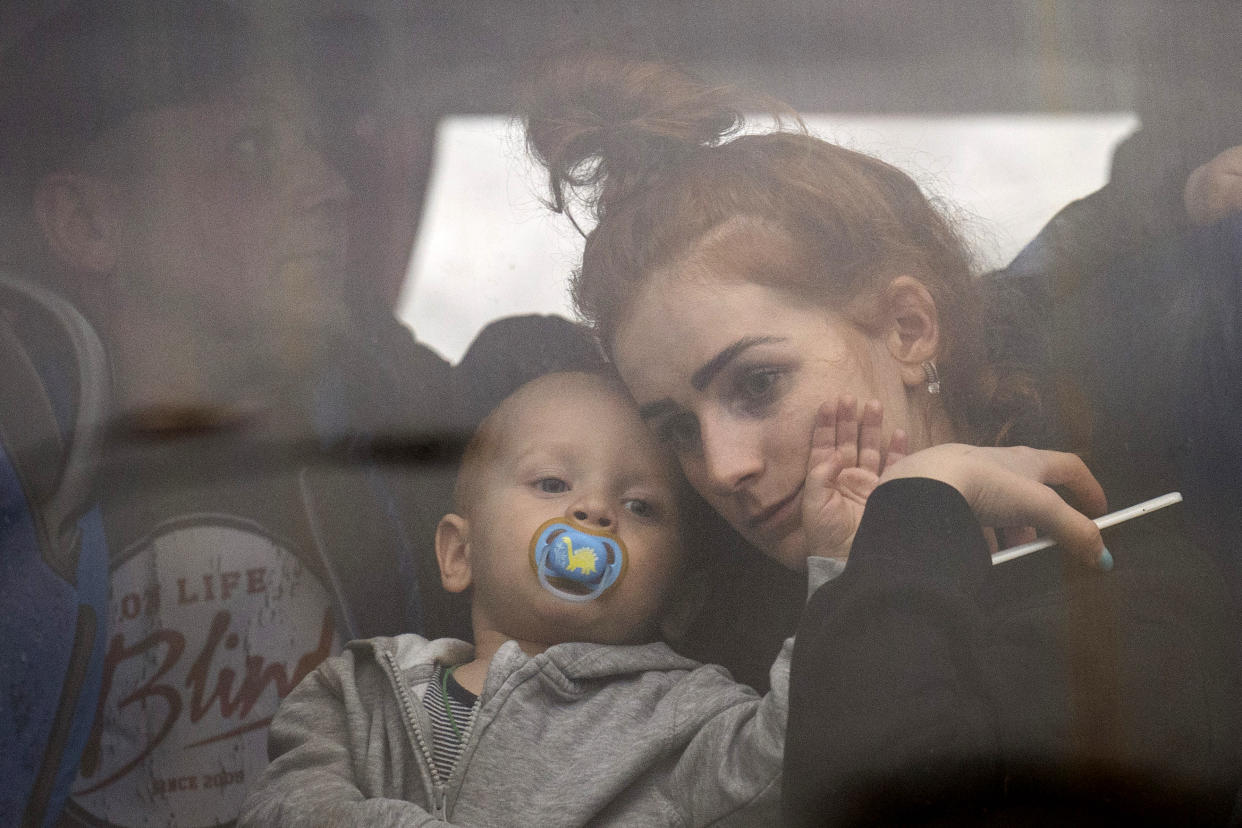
left=921, top=360, right=941, bottom=395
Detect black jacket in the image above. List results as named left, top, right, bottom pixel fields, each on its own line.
left=784, top=478, right=1242, bottom=826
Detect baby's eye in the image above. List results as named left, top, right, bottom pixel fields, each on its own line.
left=624, top=498, right=657, bottom=520
left=534, top=477, right=569, bottom=494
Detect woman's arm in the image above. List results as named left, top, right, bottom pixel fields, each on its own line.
left=787, top=444, right=1107, bottom=825
left=879, top=443, right=1108, bottom=567
left=786, top=447, right=1109, bottom=825
left=797, top=398, right=1107, bottom=568
left=785, top=444, right=1242, bottom=826
left=784, top=476, right=1001, bottom=826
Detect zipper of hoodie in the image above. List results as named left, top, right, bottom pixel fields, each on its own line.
left=382, top=650, right=448, bottom=819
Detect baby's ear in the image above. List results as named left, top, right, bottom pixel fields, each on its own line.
left=435, top=514, right=473, bottom=593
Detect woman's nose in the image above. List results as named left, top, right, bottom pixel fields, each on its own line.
left=699, top=418, right=763, bottom=495
left=569, top=492, right=615, bottom=530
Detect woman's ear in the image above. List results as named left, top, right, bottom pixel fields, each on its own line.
left=881, top=275, right=940, bottom=387
left=33, top=171, right=124, bottom=274
left=435, top=514, right=474, bottom=594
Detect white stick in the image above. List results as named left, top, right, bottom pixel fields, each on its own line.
left=991, top=491, right=1183, bottom=565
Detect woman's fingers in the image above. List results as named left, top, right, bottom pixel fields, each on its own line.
left=1029, top=448, right=1108, bottom=518
left=979, top=467, right=1106, bottom=568
left=882, top=444, right=1110, bottom=569
left=1017, top=448, right=1109, bottom=569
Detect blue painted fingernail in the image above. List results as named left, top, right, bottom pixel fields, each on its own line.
left=1097, top=547, right=1114, bottom=572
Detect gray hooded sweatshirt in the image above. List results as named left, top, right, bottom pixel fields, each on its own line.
left=240, top=558, right=842, bottom=827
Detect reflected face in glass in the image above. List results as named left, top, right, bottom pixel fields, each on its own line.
left=612, top=265, right=912, bottom=569
left=462, top=373, right=684, bottom=646
left=101, top=69, right=350, bottom=342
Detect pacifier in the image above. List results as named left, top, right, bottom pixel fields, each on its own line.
left=529, top=517, right=627, bottom=602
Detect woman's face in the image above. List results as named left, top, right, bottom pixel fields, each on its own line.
left=613, top=266, right=915, bottom=568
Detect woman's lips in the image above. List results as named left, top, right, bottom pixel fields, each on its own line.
left=747, top=483, right=803, bottom=531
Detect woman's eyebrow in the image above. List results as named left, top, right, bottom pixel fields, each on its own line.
left=691, top=336, right=782, bottom=391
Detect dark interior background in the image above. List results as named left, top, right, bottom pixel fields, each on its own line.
left=3, top=1, right=1238, bottom=116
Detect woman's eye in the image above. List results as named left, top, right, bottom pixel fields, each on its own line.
left=535, top=477, right=568, bottom=494
left=739, top=367, right=780, bottom=400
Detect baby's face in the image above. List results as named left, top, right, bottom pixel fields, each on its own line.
left=465, top=372, right=684, bottom=646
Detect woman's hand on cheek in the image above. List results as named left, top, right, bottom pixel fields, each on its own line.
left=879, top=444, right=1112, bottom=569
left=801, top=397, right=908, bottom=561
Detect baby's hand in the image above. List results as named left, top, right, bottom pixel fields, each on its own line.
left=801, top=397, right=907, bottom=561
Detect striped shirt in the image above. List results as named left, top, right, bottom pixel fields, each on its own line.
left=422, top=663, right=478, bottom=783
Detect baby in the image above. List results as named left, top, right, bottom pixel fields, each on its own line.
left=240, top=371, right=839, bottom=826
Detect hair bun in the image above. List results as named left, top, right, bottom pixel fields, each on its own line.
left=523, top=53, right=746, bottom=219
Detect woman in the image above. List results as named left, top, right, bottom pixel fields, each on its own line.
left=523, top=54, right=1093, bottom=563
left=523, top=54, right=1242, bottom=823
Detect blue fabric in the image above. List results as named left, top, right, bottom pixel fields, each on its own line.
left=47, top=507, right=107, bottom=828
left=0, top=452, right=108, bottom=827
left=0, top=443, right=70, bottom=822
left=0, top=278, right=109, bottom=827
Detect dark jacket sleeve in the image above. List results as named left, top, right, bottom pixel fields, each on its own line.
left=782, top=477, right=1000, bottom=827
left=782, top=477, right=1242, bottom=827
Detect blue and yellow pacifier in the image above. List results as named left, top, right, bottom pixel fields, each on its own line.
left=529, top=517, right=627, bottom=602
